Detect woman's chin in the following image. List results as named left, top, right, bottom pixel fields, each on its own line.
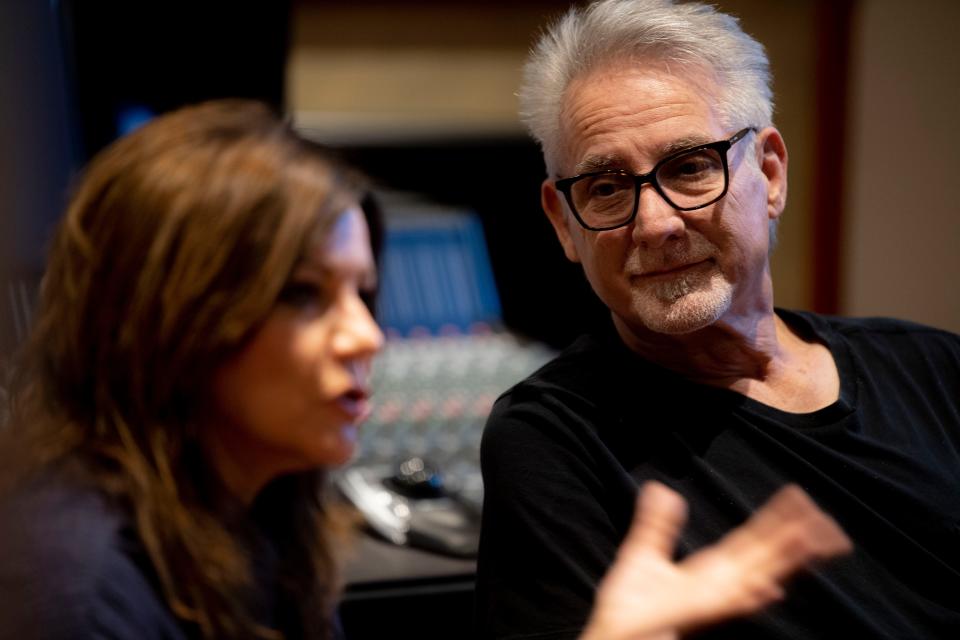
left=319, top=426, right=360, bottom=468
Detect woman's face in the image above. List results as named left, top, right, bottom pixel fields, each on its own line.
left=207, top=206, right=384, bottom=500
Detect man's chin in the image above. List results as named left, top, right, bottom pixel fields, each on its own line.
left=633, top=285, right=733, bottom=335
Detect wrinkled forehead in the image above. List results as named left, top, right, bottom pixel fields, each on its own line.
left=550, top=58, right=724, bottom=172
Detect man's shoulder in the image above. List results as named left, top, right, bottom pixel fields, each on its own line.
left=484, top=332, right=659, bottom=454
left=789, top=309, right=960, bottom=353
left=0, top=467, right=183, bottom=638
left=501, top=333, right=626, bottom=399
left=784, top=310, right=960, bottom=392
left=817, top=311, right=953, bottom=335
left=487, top=334, right=620, bottom=427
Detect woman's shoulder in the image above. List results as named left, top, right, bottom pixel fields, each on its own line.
left=0, top=467, right=189, bottom=639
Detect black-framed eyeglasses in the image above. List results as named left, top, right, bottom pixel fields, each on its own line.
left=555, top=127, right=756, bottom=231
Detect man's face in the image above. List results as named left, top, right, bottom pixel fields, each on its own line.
left=542, top=63, right=787, bottom=336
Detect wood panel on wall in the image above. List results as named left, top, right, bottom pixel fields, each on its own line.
left=288, top=3, right=558, bottom=143
left=844, top=0, right=960, bottom=332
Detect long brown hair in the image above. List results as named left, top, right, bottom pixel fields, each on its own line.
left=6, top=99, right=362, bottom=638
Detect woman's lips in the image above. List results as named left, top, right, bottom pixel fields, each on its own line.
left=337, top=388, right=372, bottom=422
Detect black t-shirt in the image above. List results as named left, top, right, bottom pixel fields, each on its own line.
left=476, top=310, right=960, bottom=639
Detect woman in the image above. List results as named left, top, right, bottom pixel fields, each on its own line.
left=0, top=100, right=848, bottom=640
left=2, top=100, right=378, bottom=639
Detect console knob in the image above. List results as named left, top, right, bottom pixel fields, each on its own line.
left=384, top=456, right=445, bottom=499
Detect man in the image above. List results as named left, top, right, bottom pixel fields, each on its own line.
left=475, top=1, right=960, bottom=638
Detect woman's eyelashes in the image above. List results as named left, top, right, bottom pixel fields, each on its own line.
left=277, top=281, right=329, bottom=312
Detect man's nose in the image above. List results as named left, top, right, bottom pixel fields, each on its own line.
left=630, top=186, right=686, bottom=249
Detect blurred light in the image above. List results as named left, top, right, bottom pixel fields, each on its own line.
left=116, top=105, right=155, bottom=137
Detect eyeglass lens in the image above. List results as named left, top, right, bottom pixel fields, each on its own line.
left=569, top=147, right=726, bottom=228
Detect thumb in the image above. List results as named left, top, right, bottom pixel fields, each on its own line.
left=620, top=481, right=688, bottom=560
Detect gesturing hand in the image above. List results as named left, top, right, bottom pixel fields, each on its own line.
left=580, top=482, right=852, bottom=640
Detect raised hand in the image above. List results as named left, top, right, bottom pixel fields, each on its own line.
left=580, top=482, right=852, bottom=640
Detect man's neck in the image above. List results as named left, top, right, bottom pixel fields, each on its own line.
left=612, top=306, right=840, bottom=413
left=613, top=304, right=783, bottom=384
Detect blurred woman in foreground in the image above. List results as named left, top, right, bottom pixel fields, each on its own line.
left=0, top=100, right=849, bottom=640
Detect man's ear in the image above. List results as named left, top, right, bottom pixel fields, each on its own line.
left=542, top=179, right=581, bottom=263
left=756, top=127, right=788, bottom=221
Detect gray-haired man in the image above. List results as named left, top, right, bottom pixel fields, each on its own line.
left=476, top=1, right=960, bottom=638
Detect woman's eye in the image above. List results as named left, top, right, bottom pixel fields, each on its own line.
left=359, top=286, right=378, bottom=315
left=277, top=282, right=327, bottom=310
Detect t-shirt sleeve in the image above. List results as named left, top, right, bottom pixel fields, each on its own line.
left=475, top=388, right=631, bottom=640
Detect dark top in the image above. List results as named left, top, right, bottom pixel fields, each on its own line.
left=476, top=310, right=960, bottom=639
left=0, top=464, right=334, bottom=640
left=0, top=469, right=193, bottom=639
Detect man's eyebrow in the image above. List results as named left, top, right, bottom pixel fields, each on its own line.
left=658, top=134, right=715, bottom=157
left=571, top=134, right=718, bottom=176
left=574, top=154, right=629, bottom=175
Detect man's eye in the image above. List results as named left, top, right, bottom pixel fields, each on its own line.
left=586, top=177, right=631, bottom=198
left=661, top=151, right=722, bottom=181
left=676, top=159, right=711, bottom=175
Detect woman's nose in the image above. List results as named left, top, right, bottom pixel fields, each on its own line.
left=335, top=293, right=385, bottom=360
